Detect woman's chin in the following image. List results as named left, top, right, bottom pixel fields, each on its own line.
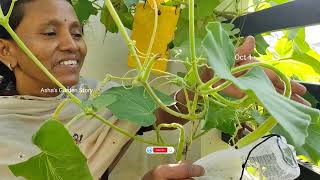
left=58, top=76, right=80, bottom=88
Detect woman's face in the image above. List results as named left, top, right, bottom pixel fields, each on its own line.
left=11, top=0, right=87, bottom=89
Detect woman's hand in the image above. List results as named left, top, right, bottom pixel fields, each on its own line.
left=202, top=36, right=311, bottom=106
left=142, top=162, right=205, bottom=180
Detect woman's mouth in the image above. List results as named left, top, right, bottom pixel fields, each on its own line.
left=54, top=59, right=81, bottom=72
left=59, top=60, right=79, bottom=66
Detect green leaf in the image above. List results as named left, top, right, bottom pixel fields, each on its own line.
left=181, top=0, right=221, bottom=20
left=100, top=1, right=133, bottom=33
left=100, top=5, right=118, bottom=33
left=96, top=86, right=175, bottom=126
left=202, top=22, right=320, bottom=146
left=170, top=38, right=205, bottom=60
left=123, top=0, right=139, bottom=9
left=291, top=51, right=320, bottom=75
left=203, top=101, right=237, bottom=135
left=73, top=0, right=98, bottom=24
left=9, top=120, right=93, bottom=180
left=82, top=94, right=117, bottom=112
left=221, top=23, right=240, bottom=37
left=254, top=34, right=269, bottom=55
left=274, top=37, right=293, bottom=58
left=273, top=112, right=320, bottom=163
left=202, top=22, right=235, bottom=77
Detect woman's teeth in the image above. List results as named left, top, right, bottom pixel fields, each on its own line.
left=59, top=60, right=78, bottom=65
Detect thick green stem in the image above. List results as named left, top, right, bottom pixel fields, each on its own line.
left=189, top=0, right=202, bottom=84
left=231, top=62, right=292, bottom=97
left=190, top=93, right=199, bottom=115
left=236, top=117, right=277, bottom=148
left=93, top=113, right=170, bottom=146
left=142, top=55, right=158, bottom=82
left=104, top=0, right=142, bottom=71
left=200, top=62, right=292, bottom=97
left=157, top=123, right=185, bottom=161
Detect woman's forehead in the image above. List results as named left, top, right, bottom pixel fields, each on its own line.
left=21, top=0, right=79, bottom=25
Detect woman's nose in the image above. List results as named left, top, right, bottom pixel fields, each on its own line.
left=58, top=32, right=79, bottom=52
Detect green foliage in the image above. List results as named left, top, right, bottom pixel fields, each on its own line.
left=100, top=1, right=133, bottom=33
left=180, top=0, right=221, bottom=20
left=87, top=86, right=175, bottom=126
left=73, top=0, right=98, bottom=24
left=258, top=28, right=320, bottom=82
left=203, top=101, right=237, bottom=135
left=254, top=34, right=269, bottom=55
left=9, top=120, right=93, bottom=180
left=202, top=22, right=320, bottom=147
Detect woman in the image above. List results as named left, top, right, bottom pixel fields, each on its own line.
left=0, top=0, right=309, bottom=179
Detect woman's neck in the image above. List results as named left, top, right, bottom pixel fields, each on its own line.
left=14, top=69, right=61, bottom=97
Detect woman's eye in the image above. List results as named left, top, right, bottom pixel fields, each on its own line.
left=42, top=32, right=56, bottom=36
left=72, top=33, right=82, bottom=39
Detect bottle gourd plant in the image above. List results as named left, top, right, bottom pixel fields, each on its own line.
left=0, top=0, right=319, bottom=179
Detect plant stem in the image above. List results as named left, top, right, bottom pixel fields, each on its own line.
left=190, top=92, right=199, bottom=115
left=93, top=113, right=170, bottom=146
left=192, top=130, right=209, bottom=141
left=53, top=98, right=72, bottom=120
left=231, top=62, right=292, bottom=97
left=144, top=0, right=158, bottom=68
left=157, top=123, right=185, bottom=161
left=66, top=112, right=86, bottom=128
left=143, top=82, right=193, bottom=120
left=200, top=62, right=292, bottom=98
left=104, top=0, right=142, bottom=71
left=189, top=0, right=202, bottom=84
left=236, top=117, right=277, bottom=148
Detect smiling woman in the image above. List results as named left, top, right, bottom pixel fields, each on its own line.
left=0, top=0, right=86, bottom=97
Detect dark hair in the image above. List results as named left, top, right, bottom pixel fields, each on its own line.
left=0, top=0, right=72, bottom=95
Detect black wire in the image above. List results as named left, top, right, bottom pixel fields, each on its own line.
left=239, top=134, right=281, bottom=180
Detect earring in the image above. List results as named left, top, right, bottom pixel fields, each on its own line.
left=7, top=63, right=13, bottom=71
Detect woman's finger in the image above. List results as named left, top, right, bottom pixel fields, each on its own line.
left=158, top=164, right=205, bottom=179
left=273, top=77, right=307, bottom=96
left=275, top=87, right=311, bottom=106
left=235, top=36, right=255, bottom=63
left=291, top=93, right=311, bottom=107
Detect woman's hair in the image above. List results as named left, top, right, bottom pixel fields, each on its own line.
left=0, top=0, right=72, bottom=95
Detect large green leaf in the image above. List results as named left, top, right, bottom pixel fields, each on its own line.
left=73, top=0, right=98, bottom=24
left=273, top=113, right=320, bottom=163
left=203, top=101, right=237, bottom=135
left=203, top=22, right=235, bottom=77
left=9, top=120, right=93, bottom=180
left=202, top=22, right=320, bottom=147
left=92, top=86, right=175, bottom=127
